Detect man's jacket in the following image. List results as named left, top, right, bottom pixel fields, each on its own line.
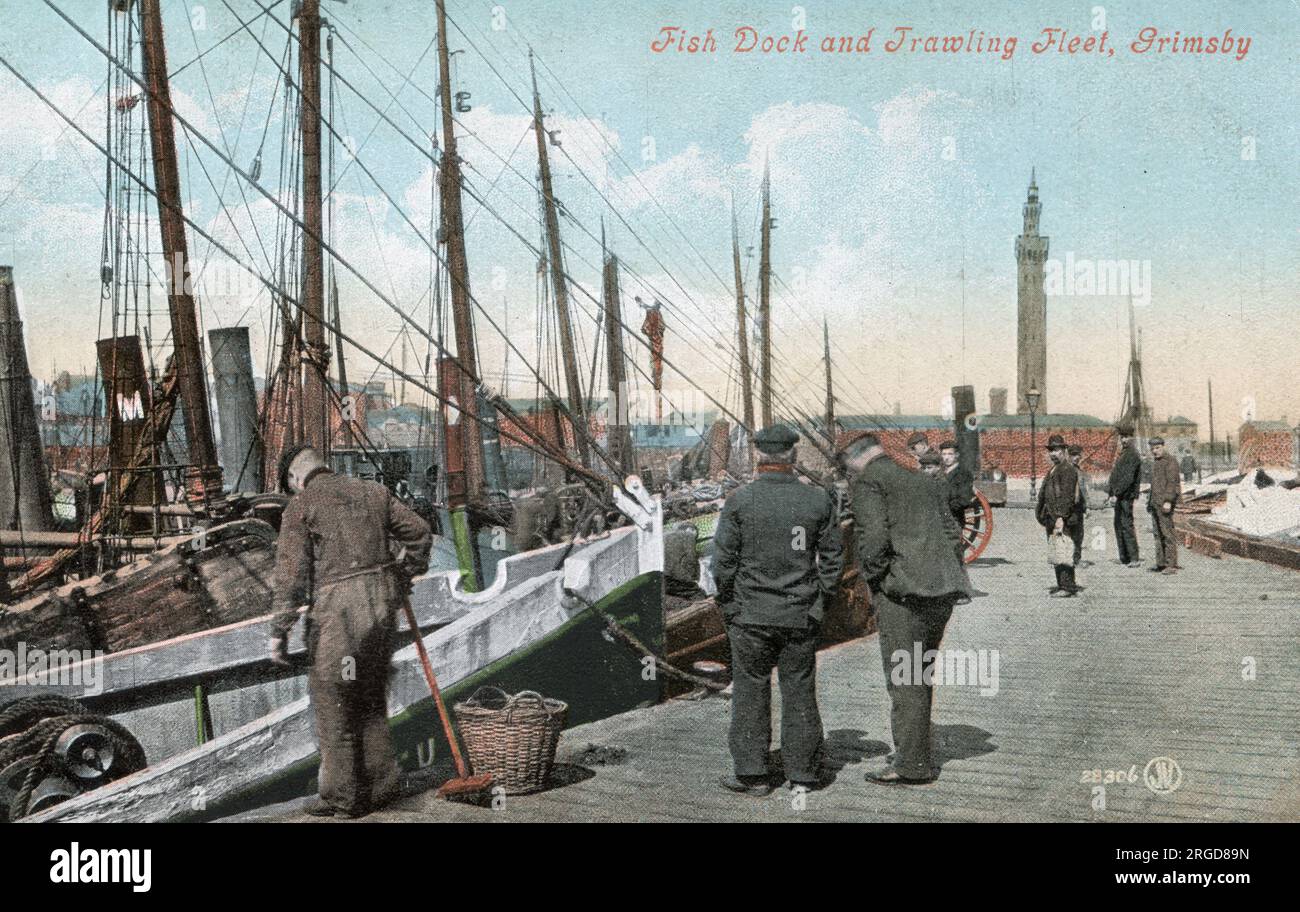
left=1107, top=445, right=1142, bottom=500
left=271, top=471, right=433, bottom=638
left=850, top=455, right=971, bottom=602
left=1036, top=460, right=1081, bottom=529
left=1148, top=453, right=1182, bottom=510
left=711, top=468, right=844, bottom=628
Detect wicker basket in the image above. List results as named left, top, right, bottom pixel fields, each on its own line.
left=453, top=687, right=568, bottom=795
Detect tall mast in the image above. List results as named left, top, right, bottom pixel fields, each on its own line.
left=297, top=0, right=329, bottom=452
left=435, top=0, right=486, bottom=502
left=822, top=316, right=835, bottom=442
left=602, top=231, right=633, bottom=476
left=731, top=195, right=754, bottom=431
left=138, top=0, right=222, bottom=503
left=758, top=159, right=773, bottom=429
left=530, top=52, right=590, bottom=468
left=1207, top=378, right=1216, bottom=472
left=326, top=22, right=350, bottom=447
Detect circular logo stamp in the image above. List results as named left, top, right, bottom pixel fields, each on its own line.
left=1143, top=756, right=1183, bottom=794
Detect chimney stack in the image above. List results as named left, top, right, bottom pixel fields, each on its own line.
left=0, top=266, right=55, bottom=533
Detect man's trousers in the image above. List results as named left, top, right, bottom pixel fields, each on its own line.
left=1113, top=498, right=1140, bottom=564
left=1149, top=504, right=1179, bottom=569
left=727, top=620, right=823, bottom=783
left=307, top=576, right=401, bottom=814
left=874, top=592, right=955, bottom=779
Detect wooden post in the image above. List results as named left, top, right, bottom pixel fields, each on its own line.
left=1207, top=378, right=1216, bottom=473
left=823, top=317, right=835, bottom=443
left=435, top=0, right=486, bottom=506
left=603, top=247, right=634, bottom=476
left=138, top=0, right=222, bottom=503
left=297, top=0, right=329, bottom=453
left=731, top=197, right=754, bottom=432
left=530, top=53, right=590, bottom=468
left=759, top=160, right=773, bottom=429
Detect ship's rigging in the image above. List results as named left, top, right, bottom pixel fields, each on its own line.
left=6, top=0, right=922, bottom=547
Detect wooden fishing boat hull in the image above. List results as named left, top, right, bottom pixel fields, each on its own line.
left=15, top=492, right=664, bottom=822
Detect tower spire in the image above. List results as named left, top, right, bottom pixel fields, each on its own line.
left=1015, top=171, right=1048, bottom=414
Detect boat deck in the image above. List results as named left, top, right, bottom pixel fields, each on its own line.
left=239, top=509, right=1300, bottom=823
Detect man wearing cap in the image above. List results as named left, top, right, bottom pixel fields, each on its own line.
left=712, top=423, right=844, bottom=795
left=1067, top=444, right=1089, bottom=567
left=939, top=440, right=976, bottom=529
left=906, top=432, right=930, bottom=467
left=1036, top=434, right=1083, bottom=596
left=841, top=433, right=971, bottom=785
left=918, top=451, right=943, bottom=479
left=1147, top=437, right=1182, bottom=574
left=269, top=443, right=433, bottom=818
left=1106, top=425, right=1142, bottom=567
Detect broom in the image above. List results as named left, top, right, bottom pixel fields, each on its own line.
left=400, top=602, right=494, bottom=802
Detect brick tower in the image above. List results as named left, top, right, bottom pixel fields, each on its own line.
left=1015, top=170, right=1049, bottom=414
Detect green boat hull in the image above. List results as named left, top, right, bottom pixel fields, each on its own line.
left=194, top=570, right=663, bottom=820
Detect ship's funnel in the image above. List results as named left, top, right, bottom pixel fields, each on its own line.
left=0, top=266, right=55, bottom=533
left=209, top=327, right=264, bottom=493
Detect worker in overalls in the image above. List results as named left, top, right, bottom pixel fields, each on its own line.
left=269, top=443, right=432, bottom=818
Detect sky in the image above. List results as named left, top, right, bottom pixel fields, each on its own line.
left=0, top=0, right=1296, bottom=436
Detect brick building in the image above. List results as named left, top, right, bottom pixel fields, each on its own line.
left=826, top=413, right=1119, bottom=481
left=1237, top=420, right=1298, bottom=472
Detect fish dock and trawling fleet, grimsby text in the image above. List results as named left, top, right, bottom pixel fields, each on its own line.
left=649, top=26, right=1253, bottom=61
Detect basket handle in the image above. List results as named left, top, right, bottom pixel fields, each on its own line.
left=504, top=690, right=555, bottom=721
left=463, top=685, right=511, bottom=708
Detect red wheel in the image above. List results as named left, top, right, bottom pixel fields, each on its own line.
left=960, top=490, right=993, bottom=563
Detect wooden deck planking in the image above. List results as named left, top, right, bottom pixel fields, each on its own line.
left=247, top=509, right=1299, bottom=823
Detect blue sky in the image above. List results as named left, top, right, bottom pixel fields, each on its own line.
left=1, top=0, right=1296, bottom=433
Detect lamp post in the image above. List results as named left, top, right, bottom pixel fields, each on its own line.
left=1026, top=383, right=1041, bottom=499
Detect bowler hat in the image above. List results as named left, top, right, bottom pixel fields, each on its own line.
left=1067, top=444, right=1083, bottom=456
left=919, top=452, right=941, bottom=466
left=1045, top=433, right=1067, bottom=450
left=906, top=432, right=928, bottom=447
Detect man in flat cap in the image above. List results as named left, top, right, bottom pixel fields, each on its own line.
left=906, top=432, right=930, bottom=467
left=1036, top=434, right=1083, bottom=597
left=1147, top=436, right=1182, bottom=574
left=713, top=423, right=843, bottom=795
left=840, top=433, right=971, bottom=784
left=918, top=451, right=943, bottom=478
left=939, top=439, right=976, bottom=530
left=269, top=443, right=433, bottom=818
left=1106, top=425, right=1142, bottom=567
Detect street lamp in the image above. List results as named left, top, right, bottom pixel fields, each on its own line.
left=1026, top=382, right=1041, bottom=498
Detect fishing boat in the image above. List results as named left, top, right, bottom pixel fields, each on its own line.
left=4, top=477, right=662, bottom=822
left=0, top=0, right=680, bottom=820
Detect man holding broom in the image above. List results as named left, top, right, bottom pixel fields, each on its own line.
left=269, top=443, right=432, bottom=818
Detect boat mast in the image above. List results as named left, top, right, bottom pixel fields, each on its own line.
left=1207, top=378, right=1216, bottom=472
left=435, top=0, right=486, bottom=588
left=758, top=159, right=773, bottom=429
left=731, top=195, right=754, bottom=432
left=822, top=316, right=835, bottom=443
left=138, top=0, right=222, bottom=504
left=530, top=52, right=590, bottom=469
left=298, top=0, right=329, bottom=452
left=602, top=231, right=633, bottom=476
